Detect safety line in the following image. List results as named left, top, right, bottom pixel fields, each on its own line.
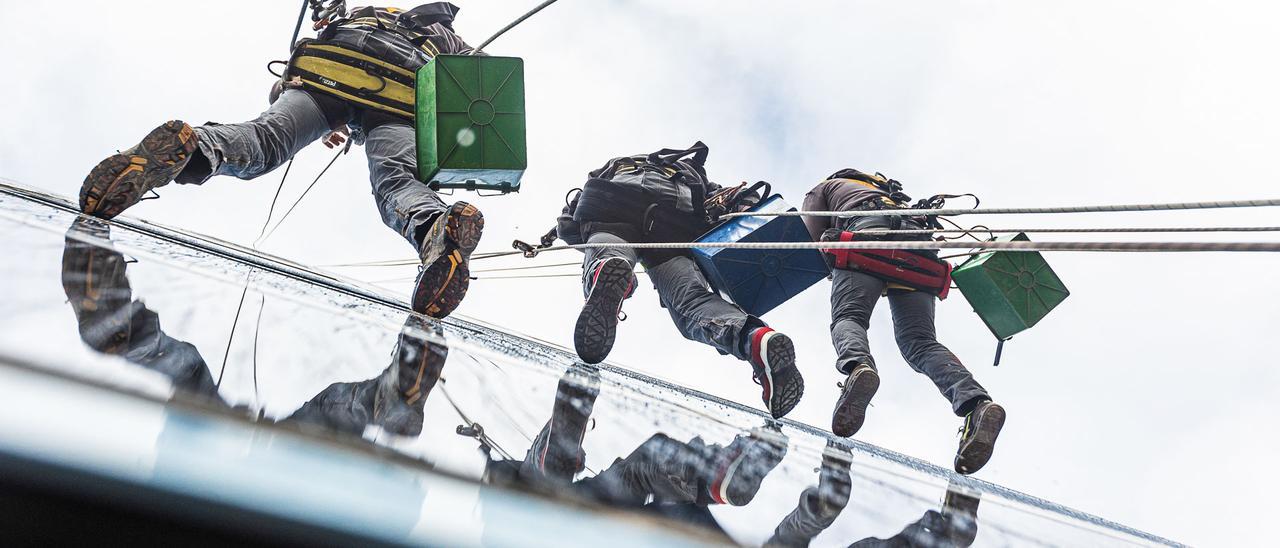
left=321, top=225, right=1280, bottom=268
left=495, top=239, right=1280, bottom=257
left=253, top=158, right=295, bottom=248
left=795, top=226, right=1280, bottom=235
left=721, top=198, right=1280, bottom=219
left=471, top=0, right=562, bottom=54
left=260, top=142, right=349, bottom=243
left=290, top=0, right=308, bottom=49
left=472, top=261, right=581, bottom=274
left=474, top=273, right=580, bottom=280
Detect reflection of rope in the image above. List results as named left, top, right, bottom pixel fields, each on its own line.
left=215, top=273, right=254, bottom=388
left=252, top=295, right=266, bottom=407
left=720, top=197, right=1280, bottom=219
left=439, top=379, right=514, bottom=460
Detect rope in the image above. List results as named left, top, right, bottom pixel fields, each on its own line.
left=721, top=198, right=1280, bottom=219
left=290, top=0, right=308, bottom=49
left=320, top=225, right=1280, bottom=268
left=260, top=141, right=350, bottom=243
left=471, top=0, right=562, bottom=55
left=252, top=158, right=295, bottom=248
left=472, top=261, right=581, bottom=274
left=488, top=239, right=1280, bottom=257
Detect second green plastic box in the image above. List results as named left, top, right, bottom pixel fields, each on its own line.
left=952, top=233, right=1069, bottom=341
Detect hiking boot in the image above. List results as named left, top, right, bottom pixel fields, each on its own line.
left=747, top=327, right=804, bottom=419
left=941, top=480, right=982, bottom=546
left=372, top=316, right=449, bottom=436
left=706, top=428, right=787, bottom=506
left=412, top=202, right=484, bottom=318
left=80, top=120, right=197, bottom=219
left=831, top=364, right=880, bottom=437
left=573, top=257, right=636, bottom=364
left=954, top=400, right=1006, bottom=474
left=528, top=365, right=601, bottom=480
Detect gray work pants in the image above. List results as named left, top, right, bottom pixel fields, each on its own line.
left=177, top=88, right=447, bottom=249
left=830, top=269, right=989, bottom=415
left=581, top=231, right=765, bottom=361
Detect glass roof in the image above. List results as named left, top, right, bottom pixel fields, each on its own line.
left=0, top=182, right=1180, bottom=546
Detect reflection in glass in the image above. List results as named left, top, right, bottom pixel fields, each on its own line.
left=60, top=218, right=449, bottom=439
left=470, top=364, right=790, bottom=538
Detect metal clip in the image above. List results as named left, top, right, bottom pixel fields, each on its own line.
left=512, top=239, right=539, bottom=258
left=456, top=423, right=484, bottom=438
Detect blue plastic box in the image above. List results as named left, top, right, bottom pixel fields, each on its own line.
left=693, top=195, right=831, bottom=316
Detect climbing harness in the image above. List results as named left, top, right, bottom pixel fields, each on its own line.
left=822, top=231, right=953, bottom=299
left=282, top=40, right=419, bottom=119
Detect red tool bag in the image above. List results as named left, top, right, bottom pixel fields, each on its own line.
left=822, top=231, right=953, bottom=299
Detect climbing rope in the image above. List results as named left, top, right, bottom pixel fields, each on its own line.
left=259, top=141, right=351, bottom=243
left=471, top=0, right=563, bottom=55
left=505, top=239, right=1280, bottom=254
left=322, top=225, right=1280, bottom=268
left=720, top=197, right=1280, bottom=219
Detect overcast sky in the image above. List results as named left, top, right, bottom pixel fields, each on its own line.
left=3, top=1, right=1278, bottom=545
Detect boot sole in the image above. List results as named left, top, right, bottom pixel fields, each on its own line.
left=762, top=333, right=804, bottom=419
left=955, top=403, right=1006, bottom=474
left=81, top=120, right=195, bottom=219
left=573, top=259, right=633, bottom=364
left=412, top=202, right=484, bottom=318
left=831, top=368, right=880, bottom=437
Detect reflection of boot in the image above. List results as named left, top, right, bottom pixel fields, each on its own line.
left=706, top=427, right=788, bottom=506
left=412, top=202, right=484, bottom=318
left=525, top=364, right=601, bottom=481
left=80, top=120, right=197, bottom=219
left=373, top=316, right=449, bottom=436
left=815, top=442, right=853, bottom=519
left=62, top=219, right=134, bottom=355
left=61, top=219, right=218, bottom=396
left=766, top=441, right=853, bottom=547
left=941, top=481, right=981, bottom=547
left=573, top=257, right=636, bottom=364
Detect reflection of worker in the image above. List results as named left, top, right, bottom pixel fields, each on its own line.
left=766, top=442, right=982, bottom=548
left=60, top=218, right=448, bottom=436
left=77, top=3, right=483, bottom=319
left=804, top=169, right=1004, bottom=475
left=555, top=142, right=804, bottom=419
left=477, top=365, right=787, bottom=524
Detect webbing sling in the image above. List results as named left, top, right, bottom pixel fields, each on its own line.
left=823, top=231, right=953, bottom=299
left=285, top=40, right=418, bottom=119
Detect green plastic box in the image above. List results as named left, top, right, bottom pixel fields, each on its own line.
left=952, top=233, right=1069, bottom=341
left=415, top=55, right=526, bottom=193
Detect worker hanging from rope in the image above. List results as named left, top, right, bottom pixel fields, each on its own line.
left=77, top=2, right=486, bottom=319
left=554, top=141, right=805, bottom=419
left=805, top=168, right=1005, bottom=475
